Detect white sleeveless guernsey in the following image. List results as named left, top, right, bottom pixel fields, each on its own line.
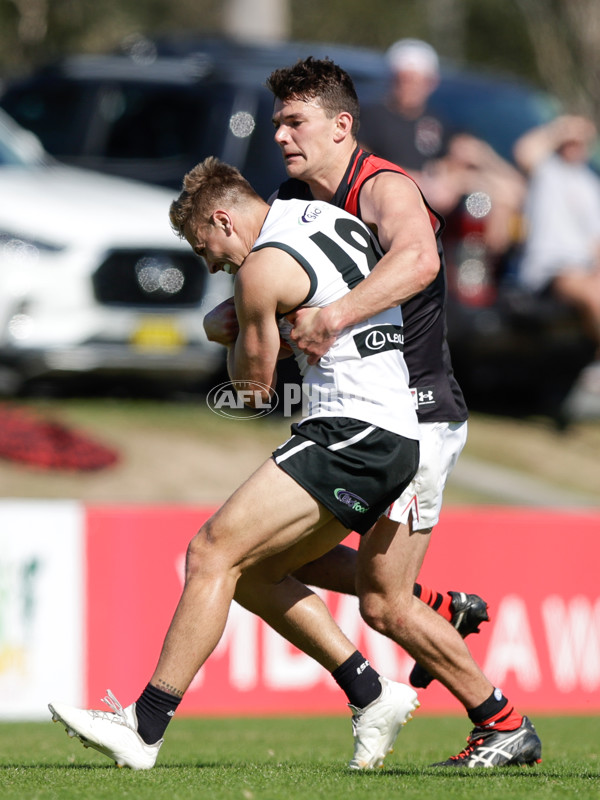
left=252, top=199, right=419, bottom=442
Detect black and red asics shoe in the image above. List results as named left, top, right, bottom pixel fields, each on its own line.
left=432, top=716, right=542, bottom=768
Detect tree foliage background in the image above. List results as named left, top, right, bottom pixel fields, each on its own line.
left=0, top=0, right=598, bottom=121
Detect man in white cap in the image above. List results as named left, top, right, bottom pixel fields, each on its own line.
left=359, top=38, right=454, bottom=181
left=360, top=39, right=527, bottom=260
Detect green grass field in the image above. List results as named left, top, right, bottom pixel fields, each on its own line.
left=1, top=714, right=598, bottom=800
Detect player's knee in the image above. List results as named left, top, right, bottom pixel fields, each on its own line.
left=358, top=593, right=385, bottom=633
left=359, top=591, right=397, bottom=635
left=185, top=520, right=228, bottom=580
left=359, top=590, right=412, bottom=638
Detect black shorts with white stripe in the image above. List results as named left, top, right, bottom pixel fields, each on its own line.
left=272, top=417, right=419, bottom=534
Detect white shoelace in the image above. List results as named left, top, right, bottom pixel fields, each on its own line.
left=89, top=689, right=129, bottom=724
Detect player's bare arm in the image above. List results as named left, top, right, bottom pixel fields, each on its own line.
left=290, top=171, right=440, bottom=363
left=228, top=248, right=310, bottom=402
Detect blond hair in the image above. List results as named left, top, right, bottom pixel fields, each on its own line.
left=169, top=156, right=259, bottom=237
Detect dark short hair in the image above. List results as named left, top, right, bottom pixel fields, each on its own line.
left=266, top=56, right=360, bottom=137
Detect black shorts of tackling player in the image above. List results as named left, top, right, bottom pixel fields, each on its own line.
left=272, top=417, right=419, bottom=535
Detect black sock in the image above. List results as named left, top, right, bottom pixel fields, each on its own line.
left=468, top=688, right=508, bottom=726
left=135, top=683, right=182, bottom=745
left=331, top=650, right=382, bottom=708
left=468, top=688, right=522, bottom=731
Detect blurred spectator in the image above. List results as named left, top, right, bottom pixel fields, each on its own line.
left=514, top=115, right=600, bottom=357
left=359, top=39, right=453, bottom=180
left=359, top=39, right=526, bottom=258
left=423, top=132, right=527, bottom=258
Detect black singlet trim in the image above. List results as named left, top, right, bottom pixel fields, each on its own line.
left=330, top=147, right=370, bottom=209
left=251, top=242, right=318, bottom=319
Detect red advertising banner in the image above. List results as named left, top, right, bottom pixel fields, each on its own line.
left=85, top=506, right=600, bottom=715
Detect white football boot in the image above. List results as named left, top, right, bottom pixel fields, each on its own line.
left=49, top=690, right=162, bottom=770
left=348, top=677, right=419, bottom=769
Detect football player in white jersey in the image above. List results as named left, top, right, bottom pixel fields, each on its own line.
left=48, top=157, right=423, bottom=772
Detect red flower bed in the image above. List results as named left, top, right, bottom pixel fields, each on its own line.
left=0, top=404, right=119, bottom=471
